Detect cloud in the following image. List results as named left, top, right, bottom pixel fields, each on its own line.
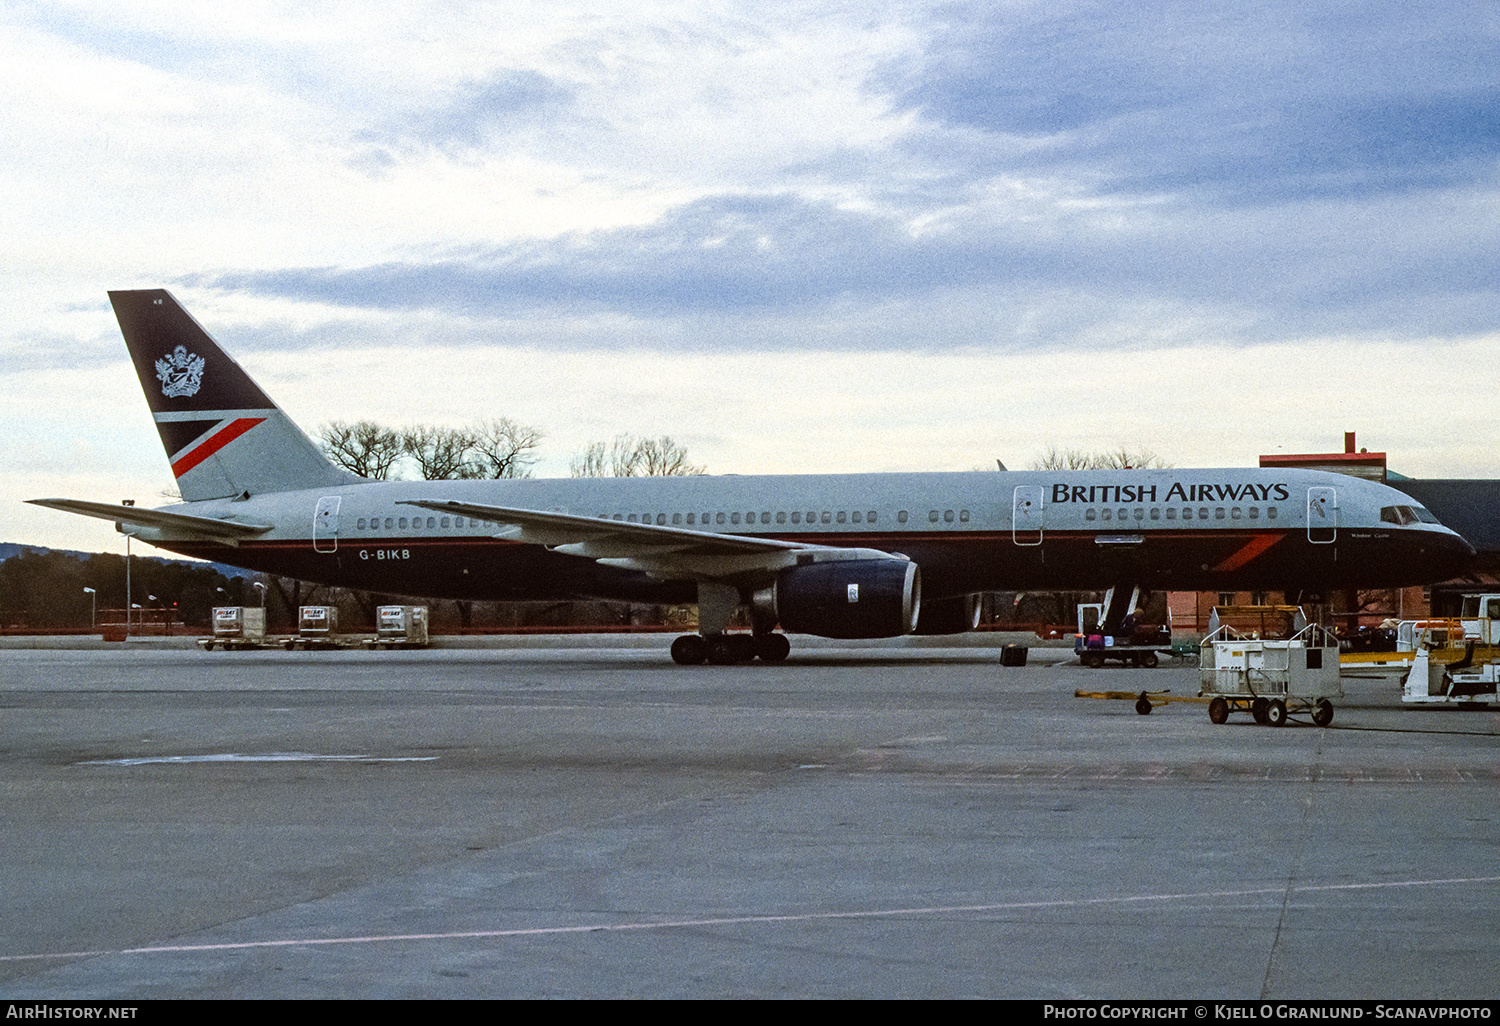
left=363, top=69, right=578, bottom=152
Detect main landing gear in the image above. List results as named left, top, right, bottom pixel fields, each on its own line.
left=670, top=633, right=791, bottom=665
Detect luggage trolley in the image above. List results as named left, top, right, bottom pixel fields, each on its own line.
left=1199, top=620, right=1341, bottom=727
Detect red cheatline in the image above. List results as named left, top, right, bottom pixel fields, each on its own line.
left=171, top=418, right=265, bottom=477
left=1211, top=533, right=1284, bottom=573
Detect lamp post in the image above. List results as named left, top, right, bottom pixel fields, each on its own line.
left=122, top=499, right=135, bottom=637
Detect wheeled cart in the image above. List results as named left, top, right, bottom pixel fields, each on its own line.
left=1199, top=622, right=1341, bottom=727
left=363, top=605, right=430, bottom=649
left=200, top=606, right=268, bottom=651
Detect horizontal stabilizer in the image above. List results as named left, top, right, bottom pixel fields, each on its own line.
left=27, top=498, right=272, bottom=543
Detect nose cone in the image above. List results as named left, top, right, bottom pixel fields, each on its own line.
left=1429, top=529, right=1478, bottom=581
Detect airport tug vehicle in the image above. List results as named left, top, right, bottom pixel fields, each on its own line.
left=1401, top=634, right=1500, bottom=707
left=1197, top=606, right=1341, bottom=726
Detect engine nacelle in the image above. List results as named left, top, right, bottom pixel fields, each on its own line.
left=764, top=559, right=921, bottom=639
left=913, top=593, right=982, bottom=635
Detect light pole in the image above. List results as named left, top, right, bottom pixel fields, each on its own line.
left=83, top=587, right=96, bottom=629
left=122, top=499, right=135, bottom=637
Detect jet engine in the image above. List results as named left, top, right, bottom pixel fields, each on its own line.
left=912, top=593, right=982, bottom=635
left=756, top=558, right=920, bottom=639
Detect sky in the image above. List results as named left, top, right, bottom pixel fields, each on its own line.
left=4, top=0, right=1499, bottom=554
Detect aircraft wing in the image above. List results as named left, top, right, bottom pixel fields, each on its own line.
left=27, top=498, right=273, bottom=545
left=396, top=498, right=892, bottom=581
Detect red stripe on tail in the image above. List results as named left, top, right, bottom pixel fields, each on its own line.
left=170, top=418, right=265, bottom=478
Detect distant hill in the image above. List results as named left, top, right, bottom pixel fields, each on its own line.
left=0, top=542, right=255, bottom=579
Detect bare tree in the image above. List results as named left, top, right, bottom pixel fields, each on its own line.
left=469, top=418, right=543, bottom=479
left=1028, top=445, right=1171, bottom=470
left=569, top=441, right=609, bottom=478
left=401, top=425, right=478, bottom=480
left=571, top=434, right=705, bottom=477
left=320, top=420, right=405, bottom=479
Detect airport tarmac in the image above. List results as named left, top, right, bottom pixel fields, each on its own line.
left=1, top=642, right=1497, bottom=999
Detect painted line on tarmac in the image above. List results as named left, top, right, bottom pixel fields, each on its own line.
left=6, top=873, right=1500, bottom=964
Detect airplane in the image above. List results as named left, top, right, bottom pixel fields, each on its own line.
left=28, top=289, right=1476, bottom=664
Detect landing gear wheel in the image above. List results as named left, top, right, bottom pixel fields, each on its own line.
left=754, top=633, right=790, bottom=662
left=1251, top=698, right=1269, bottom=725
left=671, top=634, right=707, bottom=665
left=728, top=634, right=757, bottom=663
left=1208, top=697, right=1229, bottom=725
left=1266, top=699, right=1288, bottom=727
left=1139, top=651, right=1158, bottom=669
left=706, top=636, right=738, bottom=665
left=1312, top=699, right=1334, bottom=727
left=1134, top=694, right=1153, bottom=715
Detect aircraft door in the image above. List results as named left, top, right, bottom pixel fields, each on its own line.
left=1012, top=486, right=1044, bottom=546
left=313, top=496, right=341, bottom=553
left=1306, top=486, right=1337, bottom=544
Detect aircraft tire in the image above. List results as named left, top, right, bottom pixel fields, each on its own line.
left=706, top=636, right=738, bottom=665
left=1208, top=697, right=1229, bottom=725
left=729, top=634, right=757, bottom=663
left=671, top=634, right=707, bottom=666
left=1312, top=699, right=1334, bottom=727
left=754, top=633, right=791, bottom=662
left=1267, top=700, right=1288, bottom=727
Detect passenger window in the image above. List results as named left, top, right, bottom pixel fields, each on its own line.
left=821, top=511, right=832, bottom=524
left=657, top=514, right=667, bottom=525
left=399, top=517, right=408, bottom=529
left=716, top=513, right=726, bottom=525
left=868, top=511, right=877, bottom=523
left=851, top=511, right=861, bottom=523
left=731, top=513, right=740, bottom=524
left=357, top=518, right=367, bottom=529
left=943, top=510, right=954, bottom=523
left=959, top=510, right=970, bottom=523
left=929, top=510, right=939, bottom=523
left=777, top=512, right=786, bottom=524
left=1215, top=508, right=1226, bottom=520
left=791, top=512, right=801, bottom=524
left=837, top=511, right=847, bottom=524
left=1267, top=507, right=1278, bottom=520
left=1132, top=509, right=1143, bottom=521
left=1086, top=509, right=1097, bottom=521
left=1149, top=508, right=1160, bottom=521
left=897, top=510, right=908, bottom=524
left=1102, top=509, right=1112, bottom=521
left=673, top=513, right=681, bottom=525
left=685, top=513, right=694, bottom=525
left=1198, top=508, right=1209, bottom=520
left=762, top=512, right=771, bottom=524
left=1248, top=507, right=1258, bottom=519
left=386, top=518, right=396, bottom=529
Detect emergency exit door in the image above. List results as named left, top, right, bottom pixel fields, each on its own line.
left=313, top=496, right=341, bottom=553
left=1012, top=486, right=1044, bottom=546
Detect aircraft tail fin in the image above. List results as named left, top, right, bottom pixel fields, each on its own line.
left=109, top=289, right=357, bottom=501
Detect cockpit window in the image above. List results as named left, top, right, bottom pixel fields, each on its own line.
left=1413, top=506, right=1440, bottom=524
left=1380, top=505, right=1422, bottom=526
